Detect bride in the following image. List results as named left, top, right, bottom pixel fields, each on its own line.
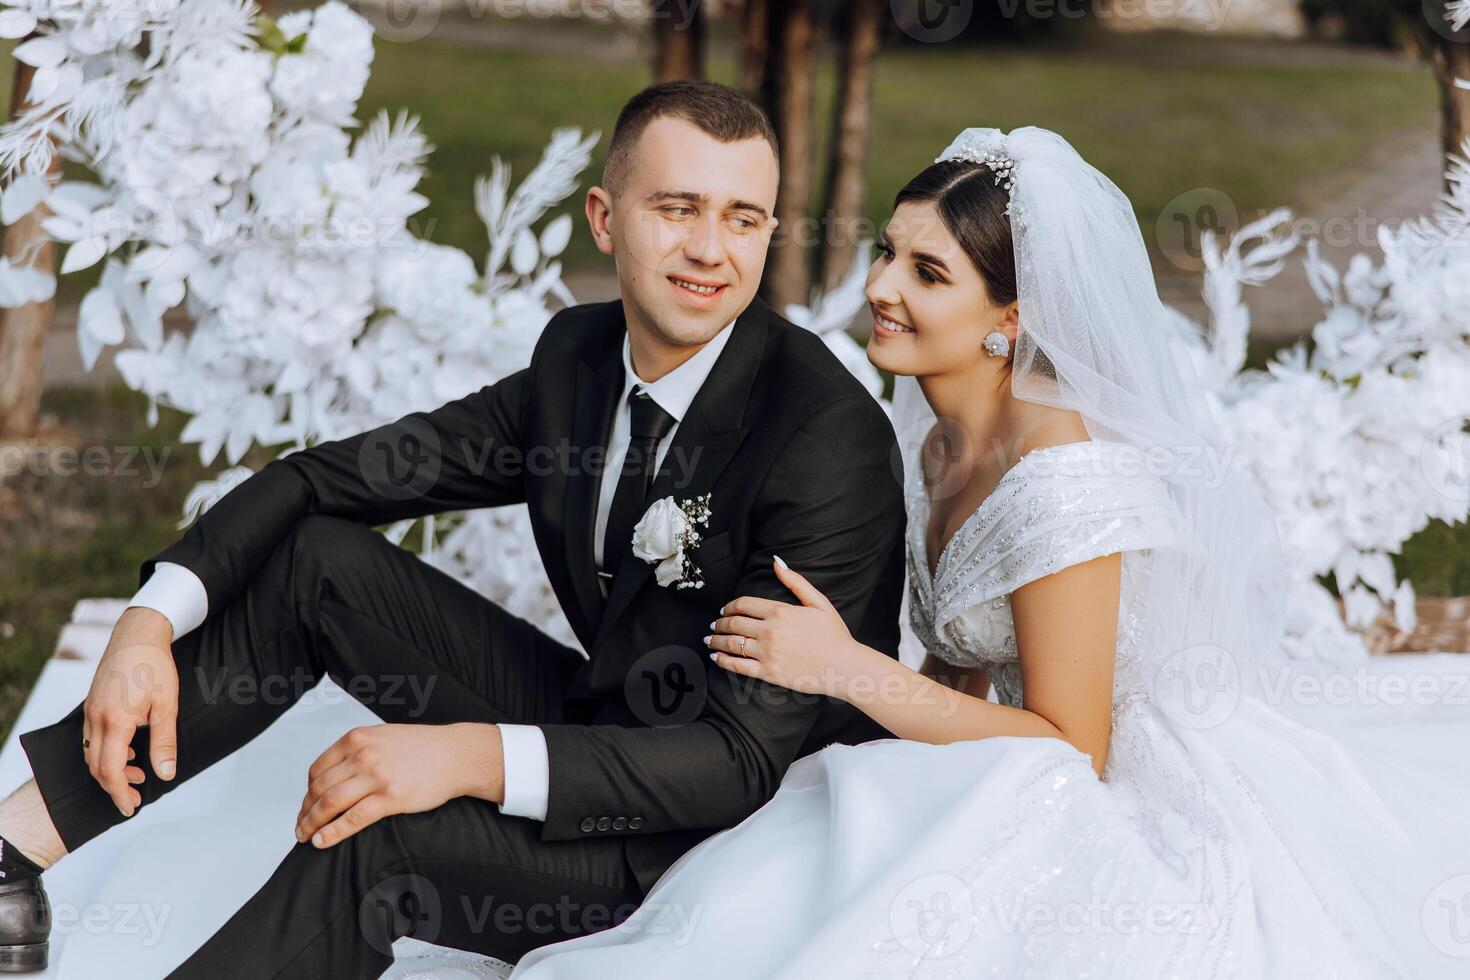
left=505, top=127, right=1469, bottom=978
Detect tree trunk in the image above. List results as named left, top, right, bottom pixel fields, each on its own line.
left=0, top=58, right=59, bottom=440
left=1428, top=36, right=1470, bottom=186
left=652, top=0, right=705, bottom=82
left=735, top=0, right=769, bottom=95
left=818, top=0, right=882, bottom=294
left=759, top=0, right=816, bottom=315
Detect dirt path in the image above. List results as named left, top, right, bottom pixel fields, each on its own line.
left=1157, top=128, right=1444, bottom=345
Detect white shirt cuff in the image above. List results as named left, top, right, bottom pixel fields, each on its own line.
left=495, top=723, right=549, bottom=821
left=126, top=561, right=209, bottom=639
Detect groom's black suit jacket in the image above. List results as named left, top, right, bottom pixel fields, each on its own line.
left=139, top=294, right=906, bottom=894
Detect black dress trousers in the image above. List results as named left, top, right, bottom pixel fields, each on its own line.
left=19, top=514, right=644, bottom=977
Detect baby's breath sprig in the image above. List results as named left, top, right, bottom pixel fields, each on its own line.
left=673, top=493, right=713, bottom=590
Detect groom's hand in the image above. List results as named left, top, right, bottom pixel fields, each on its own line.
left=84, top=607, right=181, bottom=817
left=295, top=722, right=505, bottom=848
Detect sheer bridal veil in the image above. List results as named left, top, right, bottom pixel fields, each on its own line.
left=891, top=126, right=1292, bottom=721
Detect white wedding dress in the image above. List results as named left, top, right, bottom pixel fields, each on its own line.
left=508, top=438, right=1470, bottom=979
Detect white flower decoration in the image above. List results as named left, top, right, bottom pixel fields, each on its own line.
left=632, top=493, right=713, bottom=590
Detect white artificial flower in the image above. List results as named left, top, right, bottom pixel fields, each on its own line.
left=632, top=497, right=691, bottom=567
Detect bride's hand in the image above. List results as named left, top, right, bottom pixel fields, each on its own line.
left=705, top=557, right=869, bottom=700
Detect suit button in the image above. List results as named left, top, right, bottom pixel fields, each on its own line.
left=579, top=817, right=596, bottom=833
left=628, top=817, right=644, bottom=830
left=596, top=816, right=612, bottom=831
left=612, top=817, right=628, bottom=830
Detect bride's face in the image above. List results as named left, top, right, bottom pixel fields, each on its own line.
left=864, top=200, right=1013, bottom=379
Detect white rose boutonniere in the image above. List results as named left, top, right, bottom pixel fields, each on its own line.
left=631, top=492, right=713, bottom=590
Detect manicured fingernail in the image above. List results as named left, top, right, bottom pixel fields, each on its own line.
left=702, top=635, right=712, bottom=645
left=774, top=554, right=787, bottom=569
left=311, top=832, right=324, bottom=847
left=709, top=620, right=717, bottom=629
left=709, top=653, right=718, bottom=661
left=159, top=760, right=175, bottom=778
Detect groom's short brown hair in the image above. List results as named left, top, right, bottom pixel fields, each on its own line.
left=602, top=80, right=780, bottom=198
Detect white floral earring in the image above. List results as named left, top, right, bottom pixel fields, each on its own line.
left=983, top=331, right=1010, bottom=358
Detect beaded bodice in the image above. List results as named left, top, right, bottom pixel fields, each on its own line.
left=905, top=440, right=1181, bottom=709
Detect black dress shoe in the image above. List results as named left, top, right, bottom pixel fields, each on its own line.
left=0, top=877, right=49, bottom=973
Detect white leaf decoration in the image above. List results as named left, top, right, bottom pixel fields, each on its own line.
left=0, top=256, right=54, bottom=306
left=510, top=227, right=539, bottom=276
left=0, top=9, right=37, bottom=39
left=1, top=173, right=48, bottom=224
left=60, top=235, right=108, bottom=274
left=539, top=213, right=572, bottom=258
left=13, top=37, right=67, bottom=69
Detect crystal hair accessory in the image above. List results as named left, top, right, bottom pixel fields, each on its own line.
left=934, top=127, right=1016, bottom=192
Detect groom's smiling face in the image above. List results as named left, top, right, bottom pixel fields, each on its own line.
left=586, top=116, right=779, bottom=351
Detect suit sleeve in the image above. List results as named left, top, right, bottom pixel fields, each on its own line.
left=138, top=366, right=535, bottom=620
left=535, top=393, right=906, bottom=840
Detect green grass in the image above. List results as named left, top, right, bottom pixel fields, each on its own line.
left=0, top=386, right=247, bottom=743
left=356, top=39, right=1437, bottom=279
left=2, top=34, right=1438, bottom=301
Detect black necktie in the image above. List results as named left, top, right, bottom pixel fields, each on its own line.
left=600, top=386, right=677, bottom=582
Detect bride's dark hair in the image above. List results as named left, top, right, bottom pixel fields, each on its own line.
left=893, top=160, right=1016, bottom=306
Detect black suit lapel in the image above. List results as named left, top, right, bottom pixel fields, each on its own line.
left=594, top=298, right=771, bottom=646
left=562, top=321, right=625, bottom=642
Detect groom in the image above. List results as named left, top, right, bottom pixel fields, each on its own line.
left=0, top=81, right=905, bottom=975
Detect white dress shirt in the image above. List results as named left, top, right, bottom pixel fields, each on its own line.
left=126, top=318, right=737, bottom=822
